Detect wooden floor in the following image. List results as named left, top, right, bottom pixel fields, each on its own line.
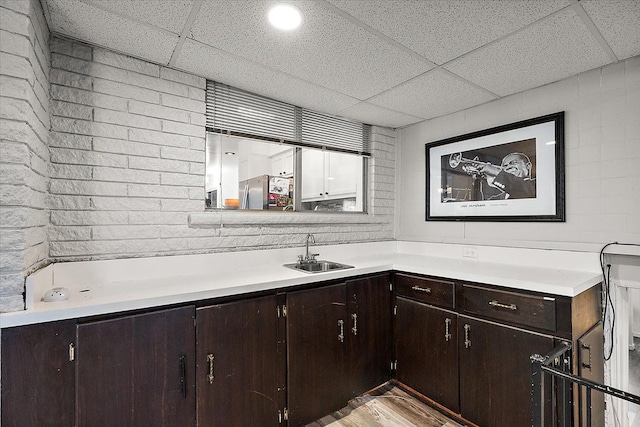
left=307, top=384, right=466, bottom=427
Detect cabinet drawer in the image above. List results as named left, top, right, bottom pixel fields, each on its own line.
left=395, top=274, right=454, bottom=309
left=458, top=284, right=556, bottom=332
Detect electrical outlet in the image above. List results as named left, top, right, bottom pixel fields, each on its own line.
left=462, top=246, right=478, bottom=258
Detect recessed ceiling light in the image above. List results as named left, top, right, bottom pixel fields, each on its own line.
left=268, top=3, right=302, bottom=31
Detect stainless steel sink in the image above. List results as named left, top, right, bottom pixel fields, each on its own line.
left=284, top=260, right=354, bottom=274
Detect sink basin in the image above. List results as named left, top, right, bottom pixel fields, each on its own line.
left=284, top=260, right=354, bottom=274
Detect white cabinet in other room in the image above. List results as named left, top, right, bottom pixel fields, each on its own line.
left=270, top=149, right=294, bottom=177
left=301, top=149, right=361, bottom=201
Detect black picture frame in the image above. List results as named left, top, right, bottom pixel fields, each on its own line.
left=425, top=112, right=565, bottom=222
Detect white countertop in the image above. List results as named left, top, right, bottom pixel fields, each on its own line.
left=0, top=241, right=603, bottom=328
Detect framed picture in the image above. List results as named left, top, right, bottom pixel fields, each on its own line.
left=425, top=112, right=565, bottom=222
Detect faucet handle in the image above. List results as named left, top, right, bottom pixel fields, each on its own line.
left=309, top=253, right=319, bottom=262
left=297, top=254, right=304, bottom=264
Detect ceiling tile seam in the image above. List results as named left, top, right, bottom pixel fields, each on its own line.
left=571, top=2, right=619, bottom=63
left=315, top=0, right=438, bottom=68
left=439, top=3, right=578, bottom=69
left=182, top=38, right=365, bottom=105
left=335, top=101, right=424, bottom=124
left=358, top=67, right=499, bottom=107
left=315, top=0, right=499, bottom=104
left=169, top=0, right=203, bottom=68
left=80, top=0, right=180, bottom=38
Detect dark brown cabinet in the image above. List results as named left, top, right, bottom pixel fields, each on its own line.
left=395, top=297, right=459, bottom=413
left=346, top=274, right=392, bottom=397
left=195, top=295, right=283, bottom=427
left=458, top=315, right=555, bottom=427
left=287, top=274, right=392, bottom=426
left=394, top=273, right=602, bottom=427
left=1, top=320, right=76, bottom=427
left=75, top=306, right=196, bottom=427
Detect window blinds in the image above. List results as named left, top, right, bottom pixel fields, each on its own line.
left=206, top=81, right=370, bottom=155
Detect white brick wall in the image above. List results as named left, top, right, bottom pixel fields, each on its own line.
left=0, top=0, right=50, bottom=312
left=398, top=56, right=640, bottom=248
left=48, top=38, right=395, bottom=263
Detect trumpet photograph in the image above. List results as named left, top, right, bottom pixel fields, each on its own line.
left=425, top=112, right=565, bottom=222
left=442, top=138, right=537, bottom=202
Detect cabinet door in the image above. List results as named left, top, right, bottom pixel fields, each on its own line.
left=301, top=149, right=325, bottom=200
left=347, top=274, right=391, bottom=397
left=1, top=320, right=75, bottom=427
left=458, top=316, right=554, bottom=427
left=76, top=306, right=195, bottom=427
left=395, top=297, right=459, bottom=413
left=326, top=151, right=359, bottom=197
left=287, top=284, right=349, bottom=426
left=196, top=296, right=280, bottom=427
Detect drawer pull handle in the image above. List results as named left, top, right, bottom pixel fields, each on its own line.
left=351, top=313, right=358, bottom=336
left=411, top=285, right=432, bottom=294
left=206, top=353, right=214, bottom=384
left=444, top=318, right=452, bottom=342
left=464, top=324, right=471, bottom=349
left=489, top=300, right=517, bottom=311
left=338, top=319, right=344, bottom=343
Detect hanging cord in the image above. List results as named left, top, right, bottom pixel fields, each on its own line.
left=599, top=241, right=640, bottom=361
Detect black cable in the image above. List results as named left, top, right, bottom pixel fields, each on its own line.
left=605, top=264, right=615, bottom=361
left=599, top=242, right=640, bottom=362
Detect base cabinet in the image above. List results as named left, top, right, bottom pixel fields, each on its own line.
left=196, top=295, right=283, bottom=427
left=287, top=274, right=392, bottom=426
left=395, top=297, right=459, bottom=413
left=1, top=320, right=75, bottom=427
left=393, top=273, right=602, bottom=427
left=458, top=315, right=555, bottom=426
left=75, top=306, right=196, bottom=427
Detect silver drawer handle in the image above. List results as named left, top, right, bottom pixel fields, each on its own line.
left=411, top=285, right=432, bottom=294
left=338, top=319, right=344, bottom=343
left=489, top=300, right=517, bottom=311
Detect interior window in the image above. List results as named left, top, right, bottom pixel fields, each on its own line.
left=205, top=133, right=365, bottom=213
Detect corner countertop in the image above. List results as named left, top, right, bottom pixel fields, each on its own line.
left=0, top=241, right=603, bottom=328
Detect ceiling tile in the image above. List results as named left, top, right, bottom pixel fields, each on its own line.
left=443, top=8, right=613, bottom=96
left=188, top=0, right=432, bottom=100
left=326, top=0, right=572, bottom=64
left=581, top=0, right=640, bottom=60
left=367, top=69, right=496, bottom=120
left=87, top=0, right=194, bottom=35
left=337, top=102, right=424, bottom=128
left=47, top=0, right=178, bottom=64
left=174, top=40, right=361, bottom=116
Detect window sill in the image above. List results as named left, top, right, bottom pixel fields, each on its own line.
left=188, top=211, right=384, bottom=228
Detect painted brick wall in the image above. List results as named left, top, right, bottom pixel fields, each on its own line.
left=48, top=37, right=394, bottom=262
left=0, top=0, right=50, bottom=312
left=398, top=56, right=640, bottom=248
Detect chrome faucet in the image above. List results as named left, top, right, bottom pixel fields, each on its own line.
left=303, top=233, right=319, bottom=263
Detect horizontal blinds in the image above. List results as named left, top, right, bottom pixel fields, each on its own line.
left=302, top=110, right=371, bottom=155
left=206, top=81, right=370, bottom=156
left=206, top=82, right=300, bottom=142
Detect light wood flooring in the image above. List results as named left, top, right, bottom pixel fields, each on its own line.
left=307, top=384, right=467, bottom=427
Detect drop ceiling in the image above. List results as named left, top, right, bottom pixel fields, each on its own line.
left=41, top=0, right=640, bottom=129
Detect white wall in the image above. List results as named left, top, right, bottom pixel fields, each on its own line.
left=397, top=56, right=640, bottom=250
left=0, top=0, right=50, bottom=312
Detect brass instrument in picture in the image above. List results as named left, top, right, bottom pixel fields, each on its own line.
left=448, top=152, right=502, bottom=177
